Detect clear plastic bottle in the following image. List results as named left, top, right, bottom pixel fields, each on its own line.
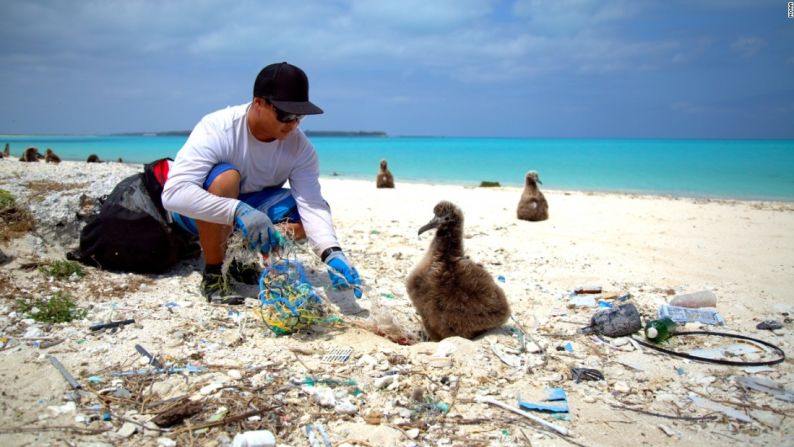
left=658, top=304, right=724, bottom=325
left=645, top=317, right=677, bottom=343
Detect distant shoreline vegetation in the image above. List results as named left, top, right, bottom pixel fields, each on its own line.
left=111, top=130, right=388, bottom=137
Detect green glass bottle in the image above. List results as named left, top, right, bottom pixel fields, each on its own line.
left=645, top=317, right=677, bottom=343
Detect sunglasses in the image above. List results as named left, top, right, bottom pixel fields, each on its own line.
left=261, top=98, right=303, bottom=123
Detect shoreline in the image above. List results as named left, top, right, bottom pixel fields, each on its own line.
left=2, top=157, right=794, bottom=205
left=3, top=136, right=793, bottom=203
left=322, top=174, right=794, bottom=205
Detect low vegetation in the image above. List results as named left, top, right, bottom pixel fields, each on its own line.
left=39, top=260, right=85, bottom=280
left=16, top=291, right=87, bottom=323
left=0, top=189, right=15, bottom=210
left=0, top=188, right=34, bottom=240
left=479, top=181, right=501, bottom=187
left=23, top=180, right=89, bottom=194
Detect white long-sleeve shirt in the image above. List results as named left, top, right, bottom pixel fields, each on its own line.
left=161, top=102, right=339, bottom=255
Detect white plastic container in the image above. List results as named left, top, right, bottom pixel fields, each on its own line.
left=669, top=290, right=716, bottom=308
left=231, top=430, right=276, bottom=447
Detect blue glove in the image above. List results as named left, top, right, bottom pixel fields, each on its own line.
left=325, top=251, right=362, bottom=299
left=233, top=202, right=285, bottom=253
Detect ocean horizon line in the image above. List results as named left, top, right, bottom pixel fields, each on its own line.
left=2, top=132, right=793, bottom=142
left=319, top=175, right=794, bottom=204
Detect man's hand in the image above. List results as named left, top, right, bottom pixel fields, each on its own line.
left=325, top=251, right=362, bottom=298
left=233, top=202, right=285, bottom=253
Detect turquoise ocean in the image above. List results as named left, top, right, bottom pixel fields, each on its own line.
left=3, top=134, right=794, bottom=201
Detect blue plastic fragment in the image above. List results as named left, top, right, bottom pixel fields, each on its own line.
left=564, top=342, right=574, bottom=352
left=518, top=399, right=569, bottom=413
left=87, top=375, right=103, bottom=384
left=546, top=387, right=567, bottom=401
left=110, top=364, right=207, bottom=377
left=518, top=388, right=569, bottom=413
left=597, top=300, right=613, bottom=309
left=497, top=275, right=506, bottom=283
left=185, top=364, right=204, bottom=373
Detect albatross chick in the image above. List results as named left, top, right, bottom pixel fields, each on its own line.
left=406, top=201, right=510, bottom=341
left=517, top=170, right=548, bottom=221
left=44, top=148, right=61, bottom=164
left=376, top=159, right=395, bottom=188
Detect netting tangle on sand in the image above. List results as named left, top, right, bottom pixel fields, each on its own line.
left=255, top=256, right=330, bottom=335
left=227, top=228, right=418, bottom=341
left=223, top=231, right=333, bottom=335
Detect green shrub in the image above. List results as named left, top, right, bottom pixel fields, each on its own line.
left=0, top=189, right=34, bottom=240
left=40, top=260, right=85, bottom=280
left=16, top=291, right=87, bottom=323
left=0, top=189, right=15, bottom=211
left=479, top=181, right=501, bottom=187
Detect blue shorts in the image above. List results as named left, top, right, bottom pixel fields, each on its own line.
left=171, top=163, right=301, bottom=235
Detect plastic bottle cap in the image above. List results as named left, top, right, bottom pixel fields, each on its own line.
left=647, top=327, right=658, bottom=339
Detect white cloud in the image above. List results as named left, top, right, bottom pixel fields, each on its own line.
left=348, top=0, right=497, bottom=30
left=512, top=0, right=641, bottom=34
left=686, top=0, right=780, bottom=8
left=731, top=36, right=766, bottom=57
left=0, top=0, right=755, bottom=96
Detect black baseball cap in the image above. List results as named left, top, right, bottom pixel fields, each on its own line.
left=253, top=62, right=323, bottom=115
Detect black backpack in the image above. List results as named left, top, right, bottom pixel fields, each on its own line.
left=67, top=159, right=199, bottom=273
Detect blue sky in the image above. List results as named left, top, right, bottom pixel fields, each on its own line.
left=1, top=0, right=792, bottom=138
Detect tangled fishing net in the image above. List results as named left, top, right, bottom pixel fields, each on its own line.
left=226, top=228, right=419, bottom=341
left=226, top=232, right=338, bottom=335
left=255, top=256, right=330, bottom=335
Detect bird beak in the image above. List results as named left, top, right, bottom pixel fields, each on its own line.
left=537, top=178, right=543, bottom=185
left=418, top=216, right=443, bottom=235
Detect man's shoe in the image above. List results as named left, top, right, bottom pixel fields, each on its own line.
left=228, top=260, right=262, bottom=285
left=200, top=272, right=244, bottom=305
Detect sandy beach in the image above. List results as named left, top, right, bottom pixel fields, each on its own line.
left=0, top=158, right=792, bottom=447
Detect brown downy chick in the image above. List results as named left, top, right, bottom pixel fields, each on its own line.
left=406, top=201, right=510, bottom=341
left=376, top=159, right=395, bottom=188
left=517, top=170, right=548, bottom=221
left=44, top=148, right=61, bottom=164
left=19, top=147, right=40, bottom=162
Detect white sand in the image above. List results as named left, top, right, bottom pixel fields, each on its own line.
left=0, top=159, right=792, bottom=446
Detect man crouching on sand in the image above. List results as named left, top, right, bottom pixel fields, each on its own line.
left=162, top=62, right=362, bottom=304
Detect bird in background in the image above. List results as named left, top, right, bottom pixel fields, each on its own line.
left=376, top=159, right=394, bottom=188
left=19, top=147, right=40, bottom=162
left=45, top=148, right=61, bottom=164
left=517, top=170, right=548, bottom=221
